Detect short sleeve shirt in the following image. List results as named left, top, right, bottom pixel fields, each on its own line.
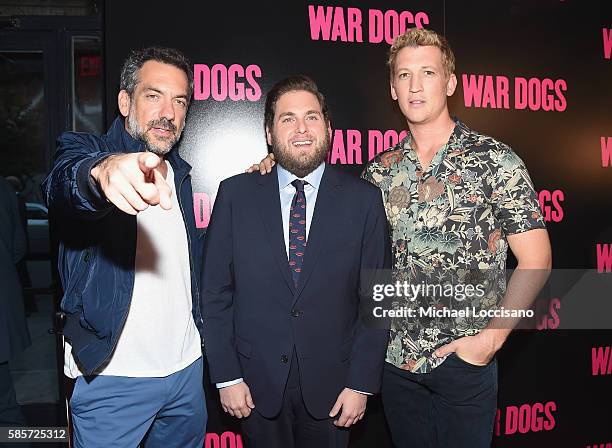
left=362, top=120, right=546, bottom=373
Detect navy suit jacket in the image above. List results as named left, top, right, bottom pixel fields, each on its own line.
left=202, top=164, right=391, bottom=419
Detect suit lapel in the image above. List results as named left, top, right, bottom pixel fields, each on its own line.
left=255, top=166, right=295, bottom=293
left=294, top=164, right=342, bottom=301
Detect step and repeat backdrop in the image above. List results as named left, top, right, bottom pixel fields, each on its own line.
left=104, top=1, right=612, bottom=446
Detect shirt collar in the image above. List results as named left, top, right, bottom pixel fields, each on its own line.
left=277, top=162, right=325, bottom=191
left=400, top=118, right=472, bottom=165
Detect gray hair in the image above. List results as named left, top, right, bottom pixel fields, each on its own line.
left=119, top=46, right=193, bottom=100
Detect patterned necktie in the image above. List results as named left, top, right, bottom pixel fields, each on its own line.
left=288, top=179, right=307, bottom=287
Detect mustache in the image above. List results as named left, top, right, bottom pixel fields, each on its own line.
left=147, top=117, right=177, bottom=133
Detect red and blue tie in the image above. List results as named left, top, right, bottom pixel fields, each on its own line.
left=288, top=179, right=307, bottom=287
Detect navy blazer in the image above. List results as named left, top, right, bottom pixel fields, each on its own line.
left=202, top=164, right=391, bottom=419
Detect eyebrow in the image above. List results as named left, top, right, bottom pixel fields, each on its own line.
left=278, top=110, right=322, bottom=118
left=144, top=86, right=189, bottom=100
left=397, top=65, right=438, bottom=71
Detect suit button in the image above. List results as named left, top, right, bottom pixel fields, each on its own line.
left=291, top=308, right=301, bottom=317
left=280, top=354, right=289, bottom=364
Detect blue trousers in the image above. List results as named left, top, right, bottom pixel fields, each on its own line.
left=71, top=357, right=206, bottom=448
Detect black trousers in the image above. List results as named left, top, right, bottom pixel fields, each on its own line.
left=241, top=352, right=350, bottom=448
left=382, top=354, right=497, bottom=448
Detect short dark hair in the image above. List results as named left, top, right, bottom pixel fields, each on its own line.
left=119, top=46, right=193, bottom=100
left=264, top=75, right=330, bottom=132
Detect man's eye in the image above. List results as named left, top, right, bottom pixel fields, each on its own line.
left=398, top=72, right=410, bottom=79
left=281, top=117, right=294, bottom=123
left=176, top=99, right=187, bottom=107
left=424, top=70, right=435, bottom=76
left=147, top=94, right=159, bottom=100
left=307, top=115, right=319, bottom=121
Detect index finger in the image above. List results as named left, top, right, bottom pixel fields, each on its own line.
left=138, top=152, right=162, bottom=174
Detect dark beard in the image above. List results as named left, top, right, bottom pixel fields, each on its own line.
left=127, top=114, right=179, bottom=156
left=271, top=132, right=330, bottom=178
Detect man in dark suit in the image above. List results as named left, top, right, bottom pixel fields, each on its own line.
left=201, top=75, right=391, bottom=447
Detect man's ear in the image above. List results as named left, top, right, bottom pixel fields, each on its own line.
left=390, top=80, right=398, bottom=101
left=265, top=126, right=272, bottom=146
left=446, top=74, right=457, bottom=97
left=118, top=90, right=131, bottom=117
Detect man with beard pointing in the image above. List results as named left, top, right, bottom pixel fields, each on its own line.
left=43, top=47, right=206, bottom=447
left=202, top=75, right=391, bottom=447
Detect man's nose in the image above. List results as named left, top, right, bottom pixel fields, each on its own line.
left=409, top=74, right=423, bottom=93
left=159, top=98, right=175, bottom=121
left=295, top=117, right=307, bottom=133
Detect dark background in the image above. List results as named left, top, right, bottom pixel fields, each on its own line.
left=104, top=1, right=612, bottom=446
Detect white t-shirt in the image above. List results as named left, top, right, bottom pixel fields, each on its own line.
left=64, top=163, right=202, bottom=378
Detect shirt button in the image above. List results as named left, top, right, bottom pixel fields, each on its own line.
left=281, top=354, right=289, bottom=363
left=291, top=308, right=301, bottom=317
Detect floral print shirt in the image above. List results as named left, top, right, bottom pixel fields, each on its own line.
left=362, top=120, right=545, bottom=373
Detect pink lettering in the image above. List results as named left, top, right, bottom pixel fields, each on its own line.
left=194, top=193, right=211, bottom=229
left=414, top=11, right=429, bottom=28
left=368, top=8, right=428, bottom=44
left=205, top=432, right=243, bottom=448
left=346, top=130, right=362, bottom=164
left=592, top=346, right=612, bottom=376
left=462, top=74, right=513, bottom=109
left=483, top=76, right=510, bottom=109
left=601, top=137, right=612, bottom=167
left=329, top=129, right=362, bottom=164
left=535, top=298, right=561, bottom=330
left=603, top=28, right=612, bottom=59
left=368, top=9, right=384, bottom=43
left=347, top=8, right=363, bottom=42
left=308, top=5, right=363, bottom=42
left=554, top=79, right=567, bottom=111
left=205, top=433, right=220, bottom=448
left=228, top=64, right=244, bottom=101
left=245, top=65, right=262, bottom=101
left=503, top=401, right=556, bottom=435
left=597, top=244, right=612, bottom=273
left=211, top=64, right=228, bottom=101
left=462, top=75, right=512, bottom=108
left=220, top=431, right=236, bottom=448
left=308, top=5, right=333, bottom=41
left=367, top=129, right=408, bottom=161
left=330, top=8, right=348, bottom=41
left=311, top=6, right=428, bottom=44
left=330, top=129, right=347, bottom=164
left=538, top=189, right=564, bottom=222
left=462, top=74, right=484, bottom=108
left=194, top=65, right=211, bottom=101
left=461, top=74, right=510, bottom=109
left=515, top=77, right=566, bottom=112
left=193, top=64, right=262, bottom=102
